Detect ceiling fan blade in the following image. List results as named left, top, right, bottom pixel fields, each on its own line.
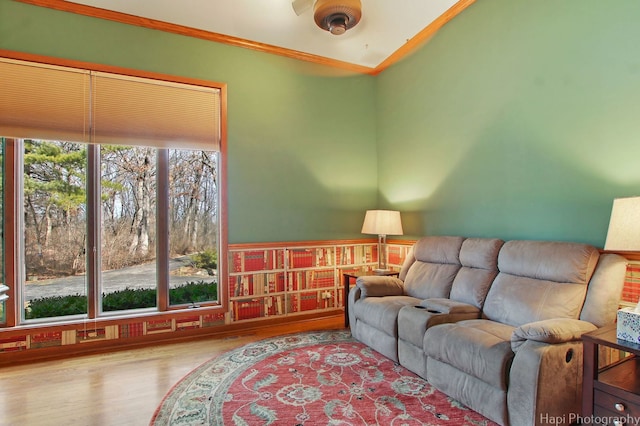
left=292, top=0, right=313, bottom=16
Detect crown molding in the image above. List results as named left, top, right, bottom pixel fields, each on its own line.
left=16, top=0, right=475, bottom=75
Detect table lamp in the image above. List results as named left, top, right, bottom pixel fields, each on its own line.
left=361, top=210, right=403, bottom=272
left=604, top=196, right=640, bottom=342
left=604, top=196, right=640, bottom=252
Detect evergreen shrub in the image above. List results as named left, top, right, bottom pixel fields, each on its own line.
left=25, top=280, right=217, bottom=319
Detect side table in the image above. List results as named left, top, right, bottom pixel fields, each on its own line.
left=582, top=324, right=640, bottom=424
left=342, top=269, right=399, bottom=327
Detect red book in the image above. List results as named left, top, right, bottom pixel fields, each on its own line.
left=30, top=332, right=62, bottom=349
left=202, top=313, right=225, bottom=327
left=287, top=294, right=298, bottom=313
left=231, top=252, right=243, bottom=272
left=120, top=322, right=144, bottom=338
left=300, top=291, right=318, bottom=311
left=235, top=298, right=262, bottom=320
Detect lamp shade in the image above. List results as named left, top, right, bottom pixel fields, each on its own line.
left=361, top=210, right=403, bottom=236
left=604, top=196, right=640, bottom=251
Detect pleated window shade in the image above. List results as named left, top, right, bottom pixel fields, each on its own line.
left=91, top=72, right=220, bottom=149
left=0, top=58, right=90, bottom=143
left=0, top=58, right=221, bottom=150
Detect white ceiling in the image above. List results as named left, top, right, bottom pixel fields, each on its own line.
left=68, top=0, right=462, bottom=70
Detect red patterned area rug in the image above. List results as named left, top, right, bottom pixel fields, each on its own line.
left=151, top=330, right=497, bottom=425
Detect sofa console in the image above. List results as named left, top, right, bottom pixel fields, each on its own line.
left=348, top=236, right=627, bottom=426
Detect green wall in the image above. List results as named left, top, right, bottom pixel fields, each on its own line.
left=0, top=0, right=377, bottom=244
left=377, top=0, right=640, bottom=246
left=3, top=0, right=640, bottom=247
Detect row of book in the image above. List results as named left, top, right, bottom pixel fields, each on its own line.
left=229, top=243, right=402, bottom=274
left=388, top=244, right=411, bottom=266
left=621, top=261, right=640, bottom=305
left=336, top=245, right=377, bottom=266
left=228, top=269, right=337, bottom=298
left=229, top=249, right=285, bottom=273
left=231, top=290, right=337, bottom=321
left=1, top=312, right=230, bottom=352
left=287, top=269, right=335, bottom=291
left=228, top=273, right=286, bottom=297
left=288, top=248, right=334, bottom=268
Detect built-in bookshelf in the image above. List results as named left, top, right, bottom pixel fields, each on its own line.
left=0, top=240, right=411, bottom=362
left=620, top=260, right=640, bottom=307
left=227, top=241, right=412, bottom=323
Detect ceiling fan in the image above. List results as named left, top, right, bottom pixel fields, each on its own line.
left=292, top=0, right=362, bottom=35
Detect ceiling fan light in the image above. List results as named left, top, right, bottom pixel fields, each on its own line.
left=328, top=15, right=347, bottom=35
left=313, top=0, right=362, bottom=35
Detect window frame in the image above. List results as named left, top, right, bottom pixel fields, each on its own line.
left=0, top=50, right=228, bottom=327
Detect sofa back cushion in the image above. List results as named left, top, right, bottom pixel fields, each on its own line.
left=483, top=240, right=600, bottom=327
left=580, top=253, right=627, bottom=327
left=450, top=238, right=504, bottom=308
left=403, top=236, right=464, bottom=299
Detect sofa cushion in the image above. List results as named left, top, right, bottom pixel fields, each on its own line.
left=424, top=319, right=516, bottom=391
left=413, top=236, right=465, bottom=264
left=458, top=238, right=503, bottom=270
left=403, top=236, right=464, bottom=300
left=352, top=295, right=419, bottom=337
left=497, top=240, right=599, bottom=284
left=483, top=275, right=589, bottom=327
left=449, top=237, right=503, bottom=308
left=399, top=300, right=481, bottom=348
left=403, top=263, right=461, bottom=299
left=398, top=306, right=456, bottom=348
left=483, top=240, right=600, bottom=327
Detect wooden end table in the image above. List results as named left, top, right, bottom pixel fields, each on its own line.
left=582, top=324, right=640, bottom=424
left=342, top=269, right=399, bottom=327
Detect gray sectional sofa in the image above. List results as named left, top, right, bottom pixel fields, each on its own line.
left=348, top=236, right=627, bottom=426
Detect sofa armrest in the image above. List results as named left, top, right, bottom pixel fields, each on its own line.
left=508, top=339, right=585, bottom=425
left=421, top=298, right=481, bottom=315
left=355, top=275, right=404, bottom=297
left=511, top=318, right=597, bottom=351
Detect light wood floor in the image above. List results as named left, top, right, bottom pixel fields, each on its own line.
left=0, top=315, right=345, bottom=426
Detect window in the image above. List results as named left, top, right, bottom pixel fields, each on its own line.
left=0, top=140, right=6, bottom=323
left=168, top=149, right=219, bottom=307
left=0, top=57, right=224, bottom=325
left=22, top=139, right=88, bottom=319
left=99, top=145, right=158, bottom=313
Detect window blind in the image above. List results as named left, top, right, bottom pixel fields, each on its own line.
left=91, top=72, right=220, bottom=150
left=0, top=58, right=221, bottom=150
left=0, top=58, right=90, bottom=142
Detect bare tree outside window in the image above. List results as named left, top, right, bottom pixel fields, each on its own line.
left=168, top=149, right=218, bottom=306
left=18, top=141, right=220, bottom=319
left=100, top=145, right=158, bottom=311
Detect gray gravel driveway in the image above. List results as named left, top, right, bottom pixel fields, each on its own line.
left=24, top=256, right=215, bottom=301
